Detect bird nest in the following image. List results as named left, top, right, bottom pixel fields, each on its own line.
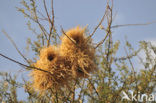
left=30, top=27, right=97, bottom=92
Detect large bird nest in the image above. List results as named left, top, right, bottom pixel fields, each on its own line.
left=60, top=26, right=97, bottom=78
left=30, top=46, right=73, bottom=91
left=30, top=26, right=97, bottom=92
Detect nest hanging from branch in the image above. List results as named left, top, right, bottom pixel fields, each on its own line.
left=60, top=26, right=97, bottom=78
left=30, top=26, right=97, bottom=92
left=30, top=46, right=73, bottom=91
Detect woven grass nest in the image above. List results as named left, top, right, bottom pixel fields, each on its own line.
left=30, top=26, right=97, bottom=91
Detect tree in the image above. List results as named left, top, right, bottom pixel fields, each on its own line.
left=0, top=0, right=155, bottom=103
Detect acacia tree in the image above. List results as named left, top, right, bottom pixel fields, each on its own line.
left=0, top=0, right=156, bottom=103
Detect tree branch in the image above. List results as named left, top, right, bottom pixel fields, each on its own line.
left=2, top=30, right=30, bottom=64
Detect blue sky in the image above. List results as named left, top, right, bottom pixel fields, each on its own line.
left=0, top=0, right=156, bottom=101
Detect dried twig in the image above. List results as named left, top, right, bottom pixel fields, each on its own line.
left=94, top=32, right=110, bottom=49
left=95, top=3, right=113, bottom=49
left=43, top=0, right=53, bottom=46
left=43, top=0, right=56, bottom=46
left=2, top=30, right=30, bottom=64
left=111, top=21, right=156, bottom=28
left=43, top=0, right=52, bottom=24
left=87, top=1, right=109, bottom=41
left=48, top=0, right=55, bottom=46
left=31, top=0, right=49, bottom=40
left=51, top=0, right=55, bottom=26
left=60, top=26, right=77, bottom=46
left=37, top=10, right=49, bottom=21
left=0, top=53, right=52, bottom=75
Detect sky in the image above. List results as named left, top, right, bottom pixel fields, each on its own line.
left=0, top=0, right=156, bottom=101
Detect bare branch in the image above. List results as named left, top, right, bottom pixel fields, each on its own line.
left=0, top=53, right=53, bottom=75
left=111, top=21, right=156, bottom=28
left=95, top=33, right=110, bottom=49
left=60, top=26, right=77, bottom=46
left=43, top=0, right=52, bottom=24
left=49, top=0, right=55, bottom=44
left=2, top=30, right=30, bottom=64
left=43, top=0, right=55, bottom=46
left=87, top=2, right=109, bottom=41
left=37, top=10, right=49, bottom=21
left=124, top=47, right=136, bottom=80
left=95, top=3, right=113, bottom=49
left=43, top=0, right=53, bottom=46
left=51, top=0, right=55, bottom=26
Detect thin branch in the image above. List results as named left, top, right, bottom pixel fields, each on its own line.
left=37, top=10, right=48, bottom=20
left=87, top=1, right=109, bottom=41
left=124, top=46, right=139, bottom=95
left=50, top=0, right=55, bottom=38
left=51, top=0, right=55, bottom=27
left=94, top=1, right=113, bottom=49
left=0, top=53, right=52, bottom=75
left=17, top=7, right=48, bottom=40
left=2, top=30, right=30, bottom=64
left=94, top=30, right=110, bottom=49
left=114, top=48, right=141, bottom=61
left=34, top=12, right=48, bottom=41
left=124, top=47, right=136, bottom=76
left=87, top=78, right=100, bottom=99
left=43, top=0, right=56, bottom=46
left=60, top=26, right=77, bottom=46
left=111, top=21, right=156, bottom=28
left=43, top=0, right=54, bottom=46
left=43, top=0, right=52, bottom=24
left=48, top=0, right=55, bottom=46
left=30, top=0, right=49, bottom=40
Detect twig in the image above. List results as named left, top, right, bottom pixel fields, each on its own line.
left=51, top=0, right=55, bottom=27
left=124, top=46, right=139, bottom=97
left=17, top=6, right=48, bottom=40
left=124, top=47, right=136, bottom=76
left=0, top=53, right=52, bottom=75
left=50, top=0, right=55, bottom=37
left=77, top=79, right=85, bottom=101
left=43, top=0, right=53, bottom=46
left=111, top=21, right=156, bottom=28
left=43, top=0, right=52, bottom=24
left=94, top=31, right=110, bottom=49
left=37, top=10, right=48, bottom=21
left=87, top=78, right=100, bottom=99
left=95, top=4, right=113, bottom=49
left=87, top=1, right=109, bottom=41
left=48, top=0, right=55, bottom=46
left=114, top=48, right=141, bottom=61
left=60, top=26, right=77, bottom=45
left=2, top=30, right=30, bottom=64
left=31, top=0, right=49, bottom=40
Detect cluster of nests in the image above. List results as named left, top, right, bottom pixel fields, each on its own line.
left=30, top=27, right=97, bottom=92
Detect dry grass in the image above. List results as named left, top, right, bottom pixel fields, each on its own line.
left=60, top=26, right=97, bottom=78
left=30, top=46, right=73, bottom=92
left=30, top=27, right=97, bottom=92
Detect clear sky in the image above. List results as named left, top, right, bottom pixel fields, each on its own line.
left=0, top=0, right=156, bottom=101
